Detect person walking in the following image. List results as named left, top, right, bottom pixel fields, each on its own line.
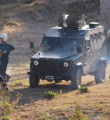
left=0, top=33, right=14, bottom=90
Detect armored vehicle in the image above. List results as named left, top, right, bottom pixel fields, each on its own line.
left=28, top=15, right=107, bottom=89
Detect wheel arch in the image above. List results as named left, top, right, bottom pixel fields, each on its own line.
left=75, top=62, right=83, bottom=74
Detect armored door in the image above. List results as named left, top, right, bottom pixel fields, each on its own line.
left=83, top=39, right=93, bottom=74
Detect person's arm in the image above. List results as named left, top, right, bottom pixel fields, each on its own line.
left=3, top=44, right=14, bottom=55
left=8, top=44, right=15, bottom=51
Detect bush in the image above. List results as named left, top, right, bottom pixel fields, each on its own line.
left=69, top=104, right=87, bottom=120
left=44, top=91, right=57, bottom=99
left=13, top=81, right=23, bottom=86
left=1, top=116, right=11, bottom=120
left=40, top=113, right=51, bottom=120
left=0, top=90, right=12, bottom=119
left=79, top=87, right=89, bottom=93
left=3, top=102, right=12, bottom=115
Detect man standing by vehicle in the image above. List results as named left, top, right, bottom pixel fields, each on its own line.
left=0, top=33, right=14, bottom=90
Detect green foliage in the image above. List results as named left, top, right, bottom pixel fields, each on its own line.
left=0, top=90, right=12, bottom=119
left=79, top=87, right=89, bottom=93
left=44, top=91, right=57, bottom=99
left=13, top=81, right=23, bottom=86
left=40, top=113, right=51, bottom=120
left=1, top=116, right=11, bottom=120
left=69, top=104, right=87, bottom=120
left=3, top=102, right=12, bottom=115
left=17, top=0, right=20, bottom=4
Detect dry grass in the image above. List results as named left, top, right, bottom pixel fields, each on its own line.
left=5, top=63, right=110, bottom=120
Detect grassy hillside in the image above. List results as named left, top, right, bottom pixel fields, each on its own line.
left=0, top=0, right=100, bottom=57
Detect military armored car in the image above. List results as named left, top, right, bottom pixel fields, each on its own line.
left=28, top=15, right=107, bottom=89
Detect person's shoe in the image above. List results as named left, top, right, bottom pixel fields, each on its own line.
left=5, top=74, right=11, bottom=83
left=7, top=74, right=11, bottom=80
left=5, top=86, right=9, bottom=91
left=0, top=75, right=4, bottom=82
left=1, top=83, right=9, bottom=90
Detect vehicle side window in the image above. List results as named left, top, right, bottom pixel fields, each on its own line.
left=90, top=34, right=95, bottom=44
left=99, top=32, right=103, bottom=37
left=91, top=34, right=98, bottom=50
left=86, top=40, right=90, bottom=49
left=95, top=33, right=98, bottom=40
left=99, top=32, right=103, bottom=41
left=89, top=32, right=103, bottom=51
left=97, top=33, right=101, bottom=39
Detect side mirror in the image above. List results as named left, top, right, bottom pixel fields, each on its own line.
left=30, top=41, right=34, bottom=52
left=30, top=41, right=34, bottom=49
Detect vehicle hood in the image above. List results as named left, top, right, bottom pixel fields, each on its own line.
left=32, top=49, right=74, bottom=59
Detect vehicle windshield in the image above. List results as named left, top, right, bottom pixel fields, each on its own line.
left=39, top=37, right=83, bottom=51
left=63, top=38, right=83, bottom=50
left=40, top=37, right=62, bottom=50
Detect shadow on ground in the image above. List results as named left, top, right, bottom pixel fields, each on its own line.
left=10, top=80, right=96, bottom=106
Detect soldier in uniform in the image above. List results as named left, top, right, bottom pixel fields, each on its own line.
left=0, top=33, right=14, bottom=90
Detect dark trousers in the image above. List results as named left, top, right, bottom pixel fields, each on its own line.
left=0, top=60, right=8, bottom=80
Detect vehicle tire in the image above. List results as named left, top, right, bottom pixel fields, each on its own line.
left=94, top=64, right=106, bottom=84
left=29, top=75, right=40, bottom=88
left=71, top=67, right=82, bottom=90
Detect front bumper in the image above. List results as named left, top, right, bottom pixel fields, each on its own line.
left=27, top=69, right=74, bottom=80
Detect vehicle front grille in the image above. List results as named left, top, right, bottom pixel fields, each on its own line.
left=35, top=59, right=63, bottom=76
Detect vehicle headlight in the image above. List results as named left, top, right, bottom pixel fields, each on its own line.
left=63, top=62, right=69, bottom=68
left=34, top=60, right=39, bottom=66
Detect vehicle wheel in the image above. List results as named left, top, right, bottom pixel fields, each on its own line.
left=29, top=75, right=40, bottom=88
left=94, top=64, right=106, bottom=84
left=71, top=68, right=82, bottom=90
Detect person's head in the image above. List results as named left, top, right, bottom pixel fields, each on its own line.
left=0, top=33, right=8, bottom=43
